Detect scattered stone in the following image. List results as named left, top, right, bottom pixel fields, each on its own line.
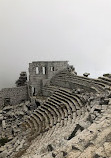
left=47, top=144, right=54, bottom=152
left=83, top=73, right=90, bottom=77
left=0, top=62, right=111, bottom=158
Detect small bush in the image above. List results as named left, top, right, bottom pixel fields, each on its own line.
left=0, top=137, right=9, bottom=146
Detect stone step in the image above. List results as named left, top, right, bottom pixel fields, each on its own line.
left=58, top=88, right=85, bottom=107
left=53, top=92, right=73, bottom=115
left=44, top=103, right=60, bottom=124
left=55, top=90, right=80, bottom=111
left=51, top=74, right=105, bottom=93
left=98, top=77, right=111, bottom=86
left=49, top=96, right=67, bottom=118
left=55, top=73, right=106, bottom=89
left=34, top=109, right=52, bottom=129
left=46, top=99, right=65, bottom=121
left=56, top=89, right=82, bottom=111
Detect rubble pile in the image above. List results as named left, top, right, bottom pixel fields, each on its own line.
left=20, top=91, right=111, bottom=158
left=0, top=98, right=45, bottom=158
left=0, top=66, right=111, bottom=158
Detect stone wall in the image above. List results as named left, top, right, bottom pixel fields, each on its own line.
left=0, top=86, right=28, bottom=108
left=29, top=61, right=69, bottom=95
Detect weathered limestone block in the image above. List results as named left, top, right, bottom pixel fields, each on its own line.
left=66, top=150, right=81, bottom=158
left=79, top=145, right=97, bottom=158
left=101, top=104, right=108, bottom=110
left=0, top=150, right=7, bottom=158
left=103, top=142, right=111, bottom=157
left=83, top=73, right=90, bottom=77
left=56, top=151, right=67, bottom=158
left=2, top=120, right=6, bottom=129
left=16, top=139, right=25, bottom=152
left=94, top=146, right=107, bottom=157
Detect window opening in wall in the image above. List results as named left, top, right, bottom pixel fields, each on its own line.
left=36, top=67, right=39, bottom=74
left=42, top=66, right=46, bottom=74
left=50, top=66, right=54, bottom=71
left=32, top=87, right=35, bottom=96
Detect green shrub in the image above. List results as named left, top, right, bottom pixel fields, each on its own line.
left=0, top=137, right=9, bottom=146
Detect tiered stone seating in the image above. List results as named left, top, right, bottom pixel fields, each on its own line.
left=44, top=102, right=61, bottom=124
left=58, top=88, right=86, bottom=118
left=98, top=76, right=111, bottom=86
left=46, top=99, right=66, bottom=127
left=59, top=88, right=84, bottom=107
left=43, top=104, right=58, bottom=125
left=42, top=85, right=59, bottom=96
left=50, top=70, right=107, bottom=93
left=17, top=87, right=87, bottom=154
left=19, top=90, right=111, bottom=158
left=21, top=99, right=111, bottom=158
left=47, top=98, right=65, bottom=119
left=23, top=115, right=42, bottom=138
left=49, top=96, right=68, bottom=118
left=50, top=104, right=111, bottom=158
left=2, top=68, right=111, bottom=158
left=17, top=87, right=86, bottom=148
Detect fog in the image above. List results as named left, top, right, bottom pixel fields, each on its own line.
left=0, top=0, right=111, bottom=90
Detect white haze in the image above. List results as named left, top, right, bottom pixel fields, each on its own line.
left=0, top=0, right=111, bottom=90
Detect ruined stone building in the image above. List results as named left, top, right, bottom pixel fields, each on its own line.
left=0, top=61, right=111, bottom=158
left=0, top=61, right=69, bottom=107
left=29, top=61, right=69, bottom=96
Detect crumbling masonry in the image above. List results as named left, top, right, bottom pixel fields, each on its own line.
left=0, top=61, right=111, bottom=158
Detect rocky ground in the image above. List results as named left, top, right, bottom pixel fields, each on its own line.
left=0, top=97, right=45, bottom=158
left=20, top=95, right=111, bottom=158
left=0, top=89, right=111, bottom=158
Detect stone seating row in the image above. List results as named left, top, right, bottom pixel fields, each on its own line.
left=59, top=74, right=105, bottom=90
left=50, top=71, right=110, bottom=93
left=50, top=77, right=102, bottom=93
left=54, top=70, right=108, bottom=88
left=19, top=91, right=111, bottom=158
left=52, top=105, right=111, bottom=158
left=74, top=72, right=111, bottom=89
left=34, top=100, right=110, bottom=158
left=21, top=88, right=86, bottom=142
left=20, top=87, right=109, bottom=158
left=98, top=76, right=111, bottom=86
left=42, top=85, right=58, bottom=96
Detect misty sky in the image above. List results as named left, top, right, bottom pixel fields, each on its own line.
left=0, top=0, right=111, bottom=90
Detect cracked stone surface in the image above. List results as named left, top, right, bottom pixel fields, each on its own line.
left=1, top=67, right=111, bottom=158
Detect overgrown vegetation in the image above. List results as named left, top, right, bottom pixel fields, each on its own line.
left=0, top=137, right=9, bottom=146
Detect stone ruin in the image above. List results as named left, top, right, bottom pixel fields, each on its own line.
left=0, top=61, right=111, bottom=158
left=15, top=72, right=27, bottom=87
